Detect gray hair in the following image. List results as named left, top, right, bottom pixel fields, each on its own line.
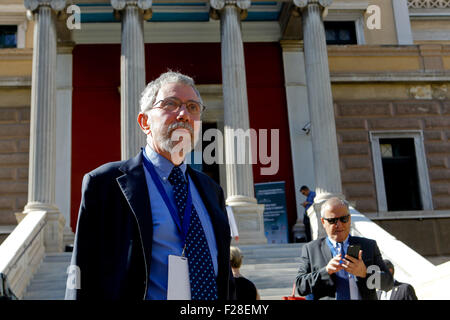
left=139, top=71, right=203, bottom=114
left=320, top=197, right=350, bottom=217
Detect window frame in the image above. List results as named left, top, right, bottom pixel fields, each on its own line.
left=369, top=130, right=433, bottom=212
left=325, top=7, right=367, bottom=45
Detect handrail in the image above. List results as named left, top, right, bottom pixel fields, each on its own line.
left=349, top=208, right=434, bottom=282
left=0, top=211, right=47, bottom=299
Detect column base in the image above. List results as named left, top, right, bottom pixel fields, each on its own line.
left=227, top=199, right=267, bottom=245
left=63, top=226, right=75, bottom=251
left=307, top=192, right=346, bottom=240
left=19, top=202, right=66, bottom=253
left=292, top=220, right=307, bottom=243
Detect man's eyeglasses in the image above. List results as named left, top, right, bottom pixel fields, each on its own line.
left=323, top=215, right=350, bottom=225
left=152, top=97, right=206, bottom=115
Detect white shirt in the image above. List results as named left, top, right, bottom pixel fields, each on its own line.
left=378, top=289, right=392, bottom=300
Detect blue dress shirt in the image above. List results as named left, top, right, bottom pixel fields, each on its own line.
left=305, top=191, right=316, bottom=211
left=326, top=235, right=361, bottom=300
left=142, top=146, right=218, bottom=300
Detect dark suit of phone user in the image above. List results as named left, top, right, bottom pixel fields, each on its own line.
left=296, top=197, right=393, bottom=300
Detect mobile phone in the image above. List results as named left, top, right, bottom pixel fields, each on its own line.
left=346, top=244, right=361, bottom=260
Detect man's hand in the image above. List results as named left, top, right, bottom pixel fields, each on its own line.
left=302, top=201, right=308, bottom=208
left=326, top=255, right=344, bottom=275
left=342, top=250, right=367, bottom=278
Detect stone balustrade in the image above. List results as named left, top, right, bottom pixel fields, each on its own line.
left=0, top=211, right=47, bottom=299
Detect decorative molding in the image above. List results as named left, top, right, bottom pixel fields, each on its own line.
left=0, top=77, right=32, bottom=87
left=408, top=0, right=450, bottom=8
left=72, top=21, right=281, bottom=43
left=364, top=210, right=450, bottom=221
left=330, top=71, right=450, bottom=82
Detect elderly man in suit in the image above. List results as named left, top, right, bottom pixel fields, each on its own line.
left=66, top=71, right=234, bottom=300
left=296, top=197, right=393, bottom=300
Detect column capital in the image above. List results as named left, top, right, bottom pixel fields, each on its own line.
left=210, top=0, right=251, bottom=20
left=111, top=0, right=152, bottom=20
left=24, top=0, right=66, bottom=12
left=210, top=0, right=251, bottom=10
left=293, top=0, right=332, bottom=9
left=111, top=0, right=152, bottom=10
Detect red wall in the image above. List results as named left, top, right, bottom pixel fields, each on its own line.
left=71, top=43, right=296, bottom=238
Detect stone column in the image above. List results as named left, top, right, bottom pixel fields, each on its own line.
left=111, top=0, right=152, bottom=160
left=22, top=0, right=66, bottom=252
left=210, top=0, right=266, bottom=245
left=294, top=0, right=344, bottom=239
left=280, top=40, right=315, bottom=242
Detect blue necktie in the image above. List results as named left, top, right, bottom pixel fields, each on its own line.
left=335, top=242, right=350, bottom=300
left=168, top=166, right=218, bottom=300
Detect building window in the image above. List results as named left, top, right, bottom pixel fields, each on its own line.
left=379, top=138, right=422, bottom=211
left=0, top=25, right=17, bottom=48
left=324, top=21, right=357, bottom=45
left=370, top=131, right=433, bottom=212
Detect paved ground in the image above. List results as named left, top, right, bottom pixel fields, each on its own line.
left=23, top=243, right=305, bottom=300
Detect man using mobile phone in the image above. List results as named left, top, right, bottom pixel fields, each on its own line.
left=295, top=197, right=393, bottom=300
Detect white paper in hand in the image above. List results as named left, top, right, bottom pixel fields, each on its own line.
left=167, top=255, right=191, bottom=300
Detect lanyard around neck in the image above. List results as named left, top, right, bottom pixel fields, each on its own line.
left=142, top=156, right=192, bottom=247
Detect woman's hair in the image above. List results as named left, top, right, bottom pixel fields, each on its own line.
left=230, top=246, right=243, bottom=269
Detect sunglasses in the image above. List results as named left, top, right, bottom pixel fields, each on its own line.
left=323, top=214, right=350, bottom=225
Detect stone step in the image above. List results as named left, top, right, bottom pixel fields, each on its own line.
left=232, top=244, right=305, bottom=299
left=23, top=253, right=72, bottom=300
left=23, top=244, right=307, bottom=300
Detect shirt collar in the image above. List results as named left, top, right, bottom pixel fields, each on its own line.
left=327, top=235, right=350, bottom=248
left=144, top=145, right=187, bottom=182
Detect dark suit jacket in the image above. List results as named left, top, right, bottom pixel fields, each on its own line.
left=65, top=151, right=234, bottom=300
left=296, top=236, right=393, bottom=300
left=377, top=280, right=418, bottom=300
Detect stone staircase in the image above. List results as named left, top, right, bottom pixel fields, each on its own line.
left=22, top=243, right=305, bottom=300
left=238, top=243, right=305, bottom=300
left=23, top=252, right=72, bottom=300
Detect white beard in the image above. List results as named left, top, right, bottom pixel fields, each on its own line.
left=156, top=121, right=198, bottom=155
